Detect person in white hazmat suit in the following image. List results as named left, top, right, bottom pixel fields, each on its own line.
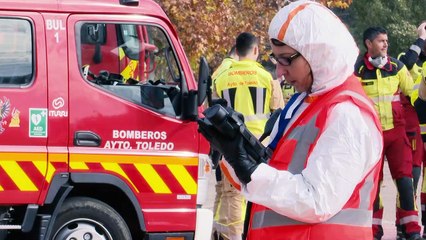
left=199, top=1, right=383, bottom=239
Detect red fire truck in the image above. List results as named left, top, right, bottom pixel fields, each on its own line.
left=0, top=0, right=213, bottom=239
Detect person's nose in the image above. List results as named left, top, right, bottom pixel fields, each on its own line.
left=276, top=64, right=288, bottom=79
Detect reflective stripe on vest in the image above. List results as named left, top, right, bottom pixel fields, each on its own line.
left=222, top=87, right=267, bottom=115
left=369, top=94, right=400, bottom=104
left=251, top=208, right=372, bottom=229
left=244, top=113, right=270, bottom=122
left=400, top=215, right=419, bottom=225
left=286, top=115, right=319, bottom=173
left=222, top=88, right=236, bottom=109
left=222, top=87, right=269, bottom=123
left=414, top=82, right=420, bottom=90
left=420, top=124, right=426, bottom=135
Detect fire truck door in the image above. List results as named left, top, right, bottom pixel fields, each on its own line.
left=67, top=15, right=200, bottom=232
left=0, top=12, right=48, bottom=204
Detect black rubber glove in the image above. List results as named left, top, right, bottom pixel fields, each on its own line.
left=198, top=118, right=259, bottom=184
left=224, top=136, right=259, bottom=184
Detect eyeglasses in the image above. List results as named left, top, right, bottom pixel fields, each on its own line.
left=269, top=52, right=301, bottom=66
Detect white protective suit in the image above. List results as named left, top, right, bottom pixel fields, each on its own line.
left=241, top=0, right=383, bottom=224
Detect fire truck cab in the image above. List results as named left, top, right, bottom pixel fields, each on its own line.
left=0, top=0, right=213, bottom=239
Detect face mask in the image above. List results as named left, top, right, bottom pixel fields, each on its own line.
left=368, top=56, right=388, bottom=69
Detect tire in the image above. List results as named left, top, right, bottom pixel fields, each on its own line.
left=51, top=197, right=132, bottom=240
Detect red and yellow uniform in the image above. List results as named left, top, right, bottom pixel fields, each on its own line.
left=355, top=53, right=420, bottom=239
left=412, top=56, right=426, bottom=229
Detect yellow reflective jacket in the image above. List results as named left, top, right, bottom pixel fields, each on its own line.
left=212, top=57, right=237, bottom=81
left=215, top=60, right=273, bottom=136
left=355, top=55, right=414, bottom=130
left=397, top=52, right=423, bottom=106
left=412, top=61, right=426, bottom=137
left=409, top=61, right=426, bottom=105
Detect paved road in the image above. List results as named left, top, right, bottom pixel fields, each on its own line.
left=203, top=161, right=423, bottom=239
left=380, top=161, right=422, bottom=240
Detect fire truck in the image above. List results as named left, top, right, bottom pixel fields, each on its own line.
left=0, top=0, right=213, bottom=239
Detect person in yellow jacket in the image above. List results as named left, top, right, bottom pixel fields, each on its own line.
left=397, top=21, right=426, bottom=239
left=354, top=26, right=422, bottom=240
left=212, top=32, right=283, bottom=240
left=211, top=45, right=242, bottom=240
left=215, top=32, right=282, bottom=136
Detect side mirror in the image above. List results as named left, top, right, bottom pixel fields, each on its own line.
left=197, top=57, right=210, bottom=106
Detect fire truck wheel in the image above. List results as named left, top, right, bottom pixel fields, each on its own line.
left=50, top=197, right=132, bottom=240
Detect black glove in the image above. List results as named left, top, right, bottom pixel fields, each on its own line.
left=224, top=136, right=259, bottom=184
left=198, top=118, right=259, bottom=184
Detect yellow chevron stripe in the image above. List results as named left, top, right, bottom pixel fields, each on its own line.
left=101, top=162, right=140, bottom=193
left=45, top=162, right=56, bottom=183
left=1, top=161, right=37, bottom=191
left=135, top=163, right=171, bottom=193
left=33, top=161, right=46, bottom=176
left=70, top=161, right=89, bottom=170
left=0, top=185, right=3, bottom=191
left=167, top=164, right=197, bottom=194
left=70, top=154, right=198, bottom=166
left=34, top=161, right=56, bottom=183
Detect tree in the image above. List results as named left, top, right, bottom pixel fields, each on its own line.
left=346, top=0, right=426, bottom=57
left=156, top=0, right=353, bottom=71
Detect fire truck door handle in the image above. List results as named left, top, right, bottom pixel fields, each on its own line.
left=74, top=131, right=101, bottom=147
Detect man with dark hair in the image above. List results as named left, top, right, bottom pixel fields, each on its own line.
left=234, top=32, right=258, bottom=57
left=354, top=26, right=421, bottom=240
left=212, top=32, right=283, bottom=240
left=215, top=32, right=282, bottom=137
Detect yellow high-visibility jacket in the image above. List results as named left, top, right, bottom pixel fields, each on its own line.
left=412, top=61, right=426, bottom=138
left=355, top=55, right=414, bottom=130
left=215, top=60, right=273, bottom=136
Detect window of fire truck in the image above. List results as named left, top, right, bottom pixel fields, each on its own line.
left=77, top=22, right=182, bottom=117
left=0, top=18, right=33, bottom=86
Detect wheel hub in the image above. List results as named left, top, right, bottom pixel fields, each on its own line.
left=53, top=218, right=113, bottom=240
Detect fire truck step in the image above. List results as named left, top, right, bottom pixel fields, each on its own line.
left=0, top=204, right=38, bottom=232
left=21, top=204, right=38, bottom=232
left=0, top=225, right=21, bottom=230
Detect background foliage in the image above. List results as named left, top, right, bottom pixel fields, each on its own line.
left=345, top=0, right=426, bottom=57
left=156, top=0, right=425, bottom=72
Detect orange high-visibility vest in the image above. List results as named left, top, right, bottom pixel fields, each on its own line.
left=247, top=76, right=382, bottom=240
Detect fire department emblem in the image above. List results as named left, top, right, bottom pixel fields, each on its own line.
left=0, top=97, right=11, bottom=134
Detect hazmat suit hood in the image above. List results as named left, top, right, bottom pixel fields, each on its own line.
left=268, top=0, right=359, bottom=95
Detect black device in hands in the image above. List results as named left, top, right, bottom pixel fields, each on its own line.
left=200, top=104, right=272, bottom=164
